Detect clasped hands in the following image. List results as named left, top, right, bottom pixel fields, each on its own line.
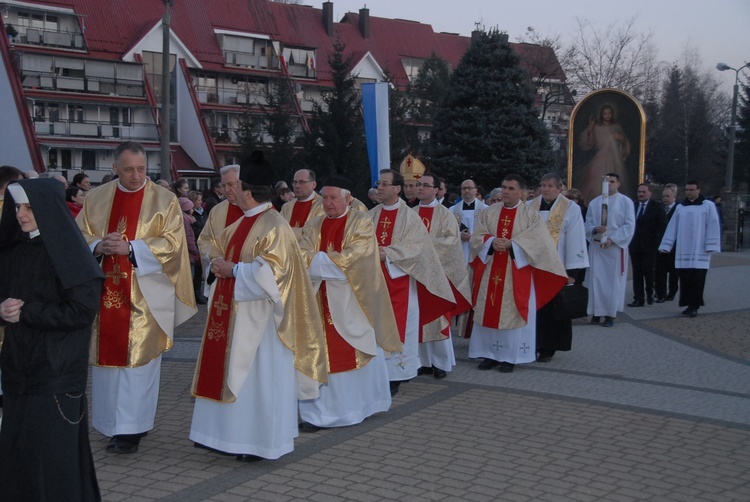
left=492, top=237, right=512, bottom=253
left=95, top=232, right=130, bottom=256
left=0, top=298, right=24, bottom=323
left=211, top=258, right=236, bottom=279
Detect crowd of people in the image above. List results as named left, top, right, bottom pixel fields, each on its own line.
left=0, top=141, right=722, bottom=500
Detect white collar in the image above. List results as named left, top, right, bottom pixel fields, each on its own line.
left=327, top=207, right=349, bottom=219
left=503, top=201, right=522, bottom=209
left=243, top=202, right=272, bottom=217
left=418, top=199, right=438, bottom=207
left=382, top=200, right=401, bottom=210
left=117, top=179, right=148, bottom=193
left=298, top=192, right=316, bottom=203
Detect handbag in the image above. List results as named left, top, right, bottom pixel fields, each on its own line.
left=552, top=284, right=588, bottom=320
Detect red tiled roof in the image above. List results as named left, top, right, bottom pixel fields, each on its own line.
left=17, top=1, right=564, bottom=89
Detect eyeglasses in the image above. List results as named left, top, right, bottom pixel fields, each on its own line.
left=415, top=182, right=434, bottom=188
left=375, top=181, right=393, bottom=187
left=292, top=180, right=312, bottom=185
left=461, top=186, right=476, bottom=190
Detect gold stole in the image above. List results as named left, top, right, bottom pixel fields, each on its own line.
left=532, top=197, right=567, bottom=246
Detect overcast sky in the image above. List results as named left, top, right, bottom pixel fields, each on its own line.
left=322, top=0, right=749, bottom=93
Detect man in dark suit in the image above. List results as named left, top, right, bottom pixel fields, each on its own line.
left=655, top=183, right=679, bottom=302
left=628, top=183, right=667, bottom=306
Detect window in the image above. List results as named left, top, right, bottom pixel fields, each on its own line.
left=49, top=103, right=60, bottom=122
left=121, top=108, right=131, bottom=127
left=68, top=105, right=84, bottom=123
left=82, top=150, right=96, bottom=169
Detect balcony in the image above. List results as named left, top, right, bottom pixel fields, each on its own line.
left=195, top=85, right=267, bottom=107
left=223, top=50, right=278, bottom=71
left=7, top=23, right=86, bottom=51
left=34, top=119, right=158, bottom=141
left=22, top=72, right=145, bottom=98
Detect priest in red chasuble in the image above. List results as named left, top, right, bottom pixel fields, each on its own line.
left=469, top=174, right=567, bottom=373
left=196, top=164, right=245, bottom=296
left=76, top=141, right=197, bottom=454
left=281, top=168, right=324, bottom=240
left=297, top=176, right=402, bottom=432
left=190, top=161, right=327, bottom=462
left=413, top=173, right=473, bottom=379
left=369, top=169, right=456, bottom=396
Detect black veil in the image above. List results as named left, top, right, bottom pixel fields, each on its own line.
left=0, top=178, right=103, bottom=289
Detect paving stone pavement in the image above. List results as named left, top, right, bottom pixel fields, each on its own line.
left=86, top=248, right=750, bottom=501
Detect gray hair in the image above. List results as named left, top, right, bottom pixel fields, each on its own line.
left=488, top=187, right=502, bottom=199
left=114, top=141, right=146, bottom=166
left=540, top=172, right=563, bottom=188
left=664, top=183, right=678, bottom=194
left=220, top=164, right=240, bottom=176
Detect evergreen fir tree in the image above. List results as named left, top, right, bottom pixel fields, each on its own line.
left=260, top=77, right=300, bottom=183
left=304, top=36, right=368, bottom=195
left=733, top=80, right=750, bottom=189
left=430, top=29, right=553, bottom=189
left=408, top=52, right=452, bottom=124
left=650, top=66, right=685, bottom=184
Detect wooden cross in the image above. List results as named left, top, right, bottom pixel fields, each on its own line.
left=213, top=295, right=229, bottom=316
left=106, top=263, right=128, bottom=285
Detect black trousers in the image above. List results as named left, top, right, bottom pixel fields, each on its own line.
left=655, top=251, right=678, bottom=299
left=678, top=268, right=708, bottom=310
left=630, top=250, right=657, bottom=301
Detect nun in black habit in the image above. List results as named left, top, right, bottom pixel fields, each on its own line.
left=0, top=178, right=103, bottom=501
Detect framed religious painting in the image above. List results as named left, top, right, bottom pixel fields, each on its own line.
left=567, top=89, right=646, bottom=204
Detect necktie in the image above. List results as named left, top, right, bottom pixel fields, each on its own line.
left=637, top=203, right=645, bottom=219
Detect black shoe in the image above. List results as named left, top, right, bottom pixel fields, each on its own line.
left=106, top=436, right=140, bottom=454
left=433, top=368, right=447, bottom=379
left=647, top=296, right=654, bottom=305
left=537, top=355, right=553, bottom=363
left=602, top=316, right=615, bottom=327
left=666, top=294, right=676, bottom=301
left=389, top=381, right=401, bottom=396
left=498, top=362, right=515, bottom=373
left=682, top=308, right=697, bottom=318
left=590, top=316, right=601, bottom=324
left=298, top=422, right=323, bottom=433
left=236, top=454, right=263, bottom=463
left=417, top=366, right=434, bottom=376
left=477, top=358, right=500, bottom=370
left=628, top=300, right=645, bottom=307
left=655, top=297, right=666, bottom=304
left=195, top=293, right=208, bottom=305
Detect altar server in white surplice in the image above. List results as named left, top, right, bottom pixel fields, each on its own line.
left=584, top=173, right=635, bottom=327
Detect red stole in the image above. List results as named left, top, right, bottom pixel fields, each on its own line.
left=417, top=206, right=435, bottom=233
left=97, top=186, right=145, bottom=366
left=226, top=203, right=244, bottom=227
left=194, top=213, right=260, bottom=400
left=289, top=198, right=314, bottom=228
left=377, top=209, right=409, bottom=342
left=319, top=215, right=358, bottom=373
left=475, top=206, right=532, bottom=329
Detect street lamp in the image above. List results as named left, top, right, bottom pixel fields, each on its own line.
left=716, top=61, right=749, bottom=191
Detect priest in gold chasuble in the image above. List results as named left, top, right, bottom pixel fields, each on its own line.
left=469, top=175, right=567, bottom=373
left=281, top=169, right=324, bottom=240
left=190, top=162, right=327, bottom=461
left=76, top=142, right=196, bottom=454
left=297, top=178, right=402, bottom=430
left=413, top=173, right=473, bottom=379
left=196, top=165, right=245, bottom=295
left=369, top=169, right=456, bottom=395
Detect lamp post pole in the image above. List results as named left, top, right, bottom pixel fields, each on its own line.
left=716, top=62, right=749, bottom=192
left=160, top=0, right=174, bottom=183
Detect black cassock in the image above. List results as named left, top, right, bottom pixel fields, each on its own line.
left=0, top=179, right=103, bottom=501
